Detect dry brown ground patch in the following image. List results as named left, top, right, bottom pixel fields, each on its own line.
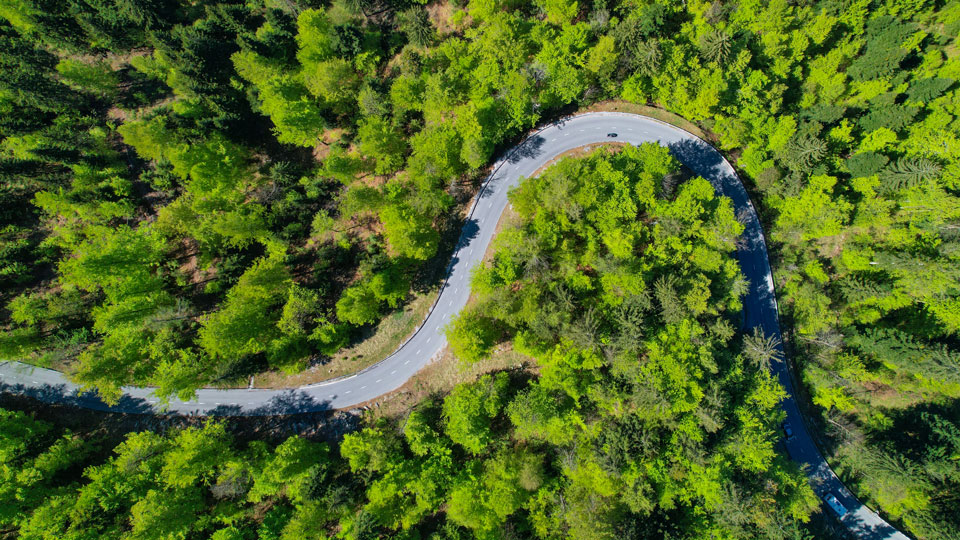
left=352, top=344, right=535, bottom=419
left=250, top=288, right=440, bottom=388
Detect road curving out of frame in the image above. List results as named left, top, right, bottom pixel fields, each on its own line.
left=0, top=113, right=910, bottom=540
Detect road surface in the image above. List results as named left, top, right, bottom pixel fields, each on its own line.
left=0, top=113, right=909, bottom=539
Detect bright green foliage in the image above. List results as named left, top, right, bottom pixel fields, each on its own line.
left=295, top=9, right=334, bottom=68
left=772, top=174, right=852, bottom=243
left=319, top=144, right=364, bottom=185
left=442, top=372, right=510, bottom=454
left=445, top=307, right=500, bottom=363
left=537, top=0, right=579, bottom=26
left=3, top=1, right=960, bottom=537
left=258, top=76, right=325, bottom=146
left=356, top=117, right=406, bottom=175
left=378, top=202, right=438, bottom=260
left=161, top=421, right=233, bottom=489
left=446, top=447, right=544, bottom=532
left=329, top=147, right=815, bottom=539
left=342, top=419, right=454, bottom=531
left=335, top=263, right=409, bottom=326
left=2, top=410, right=341, bottom=540
left=507, top=382, right=583, bottom=445
left=248, top=437, right=329, bottom=504
left=304, top=58, right=359, bottom=114
left=32, top=160, right=134, bottom=250
left=54, top=225, right=182, bottom=403
left=54, top=58, right=118, bottom=98
left=341, top=423, right=403, bottom=474
left=128, top=487, right=203, bottom=540
left=198, top=254, right=296, bottom=369
left=611, top=2, right=960, bottom=536
left=0, top=409, right=90, bottom=528
left=403, top=407, right=446, bottom=457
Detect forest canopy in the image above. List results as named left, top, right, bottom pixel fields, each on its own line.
left=0, top=145, right=819, bottom=540
left=1, top=0, right=960, bottom=538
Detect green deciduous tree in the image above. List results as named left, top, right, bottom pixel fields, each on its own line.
left=442, top=372, right=511, bottom=454
left=198, top=254, right=294, bottom=369
left=357, top=117, right=407, bottom=175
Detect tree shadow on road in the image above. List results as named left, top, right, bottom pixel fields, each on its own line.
left=506, top=134, right=545, bottom=165
left=0, top=381, right=156, bottom=414
left=841, top=510, right=907, bottom=540
left=204, top=390, right=337, bottom=417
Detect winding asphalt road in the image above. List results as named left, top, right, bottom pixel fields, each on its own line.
left=0, top=113, right=908, bottom=539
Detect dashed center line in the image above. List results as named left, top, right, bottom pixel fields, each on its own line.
left=404, top=360, right=410, bottom=365
left=345, top=390, right=352, bottom=394
left=375, top=379, right=382, bottom=383
left=416, top=349, right=422, bottom=355
left=391, top=370, right=397, bottom=375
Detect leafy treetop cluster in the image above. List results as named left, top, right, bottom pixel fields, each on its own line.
left=0, top=406, right=353, bottom=540
left=0, top=0, right=617, bottom=402
left=611, top=2, right=960, bottom=535
left=339, top=145, right=818, bottom=539
left=1, top=0, right=960, bottom=537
